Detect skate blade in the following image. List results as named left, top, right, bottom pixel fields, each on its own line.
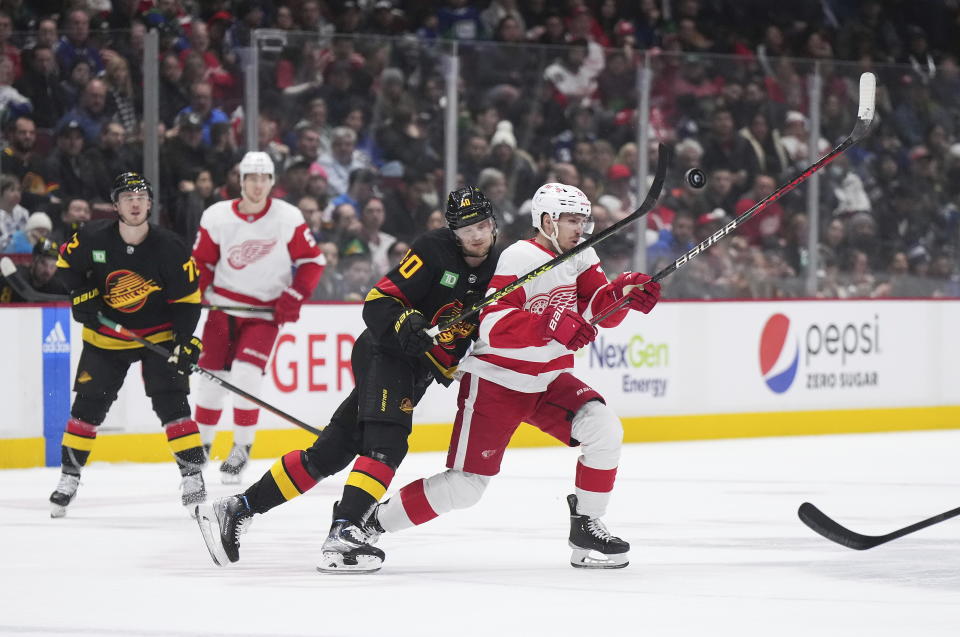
left=50, top=504, right=68, bottom=518
left=220, top=472, right=243, bottom=485
left=316, top=551, right=383, bottom=574
left=569, top=548, right=629, bottom=569
left=195, top=505, right=230, bottom=567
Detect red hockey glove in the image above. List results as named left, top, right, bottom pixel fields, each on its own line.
left=274, top=287, right=305, bottom=324
left=540, top=306, right=597, bottom=352
left=613, top=272, right=661, bottom=314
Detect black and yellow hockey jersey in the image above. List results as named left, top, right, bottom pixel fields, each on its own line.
left=363, top=228, right=498, bottom=382
left=56, top=219, right=201, bottom=350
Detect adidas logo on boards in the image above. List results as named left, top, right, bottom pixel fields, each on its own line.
left=42, top=321, right=70, bottom=354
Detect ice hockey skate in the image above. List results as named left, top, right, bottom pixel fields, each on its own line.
left=180, top=472, right=207, bottom=516
left=567, top=494, right=629, bottom=569
left=317, top=519, right=385, bottom=574
left=195, top=495, right=254, bottom=566
left=49, top=473, right=80, bottom=518
left=220, top=443, right=251, bottom=484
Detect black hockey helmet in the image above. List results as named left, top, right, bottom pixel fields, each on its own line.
left=445, top=186, right=495, bottom=230
left=111, top=172, right=153, bottom=203
left=32, top=238, right=59, bottom=259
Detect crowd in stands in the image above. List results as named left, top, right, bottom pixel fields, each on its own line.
left=1, top=0, right=960, bottom=301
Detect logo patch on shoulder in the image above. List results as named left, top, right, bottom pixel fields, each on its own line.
left=399, top=398, right=414, bottom=414
left=92, top=250, right=106, bottom=263
left=77, top=371, right=92, bottom=384
left=440, top=271, right=459, bottom=288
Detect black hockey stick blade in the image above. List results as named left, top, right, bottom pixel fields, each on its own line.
left=429, top=143, right=672, bottom=335
left=798, top=501, right=960, bottom=550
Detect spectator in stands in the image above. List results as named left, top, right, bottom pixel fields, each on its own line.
left=258, top=114, right=290, bottom=170
left=56, top=9, right=103, bottom=77
left=701, top=108, right=755, bottom=190
left=177, top=80, right=229, bottom=146
left=57, top=77, right=110, bottom=144
left=487, top=119, right=538, bottom=206
left=438, top=0, right=485, bottom=40
left=2, top=116, right=39, bottom=184
left=41, top=119, right=86, bottom=203
left=14, top=44, right=66, bottom=128
left=780, top=110, right=829, bottom=169
left=386, top=239, right=411, bottom=270
left=6, top=211, right=52, bottom=254
left=319, top=126, right=370, bottom=196
left=702, top=168, right=737, bottom=216
left=648, top=209, right=696, bottom=265
left=604, top=163, right=636, bottom=219
left=336, top=252, right=374, bottom=301
left=277, top=159, right=311, bottom=204
left=381, top=171, right=433, bottom=242
left=158, top=111, right=212, bottom=212
left=101, top=56, right=138, bottom=136
left=170, top=168, right=217, bottom=245
left=356, top=197, right=395, bottom=277
left=49, top=197, right=89, bottom=245
left=0, top=238, right=67, bottom=302
left=82, top=121, right=138, bottom=210
left=477, top=166, right=518, bottom=230
left=286, top=123, right=324, bottom=171
left=0, top=56, right=29, bottom=120
left=0, top=11, right=21, bottom=82
left=734, top=174, right=783, bottom=247
left=424, top=208, right=445, bottom=231
left=58, top=58, right=90, bottom=110
left=158, top=53, right=189, bottom=128
left=842, top=248, right=876, bottom=297
left=460, top=133, right=489, bottom=187
left=294, top=97, right=332, bottom=156
left=179, top=20, right=235, bottom=102
left=34, top=18, right=59, bottom=51
left=331, top=167, right=377, bottom=212
left=0, top=173, right=28, bottom=250
left=543, top=38, right=599, bottom=107
left=298, top=194, right=324, bottom=242
left=216, top=162, right=242, bottom=201
left=311, top=241, right=342, bottom=300
left=739, top=111, right=787, bottom=181
left=376, top=103, right=438, bottom=175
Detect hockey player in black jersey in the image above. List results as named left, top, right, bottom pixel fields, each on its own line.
left=195, top=186, right=499, bottom=571
left=48, top=172, right=206, bottom=518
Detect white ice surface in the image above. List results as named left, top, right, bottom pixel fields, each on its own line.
left=3, top=430, right=960, bottom=637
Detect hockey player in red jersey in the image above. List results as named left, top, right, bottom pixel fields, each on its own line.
left=366, top=183, right=662, bottom=570
left=191, top=151, right=325, bottom=483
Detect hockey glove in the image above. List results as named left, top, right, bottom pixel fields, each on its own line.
left=395, top=308, right=435, bottom=357
left=70, top=286, right=104, bottom=327
left=541, top=306, right=597, bottom=352
left=274, top=287, right=305, bottom=324
left=167, top=336, right=203, bottom=375
left=613, top=272, right=662, bottom=314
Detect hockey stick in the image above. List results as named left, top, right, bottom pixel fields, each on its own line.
left=425, top=143, right=673, bottom=337
left=95, top=313, right=321, bottom=436
left=202, top=304, right=273, bottom=313
left=797, top=501, right=960, bottom=550
left=590, top=72, right=878, bottom=326
left=0, top=256, right=69, bottom=302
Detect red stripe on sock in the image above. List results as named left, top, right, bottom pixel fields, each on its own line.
left=66, top=418, right=97, bottom=438
left=165, top=419, right=200, bottom=440
left=234, top=408, right=259, bottom=426
left=282, top=451, right=318, bottom=494
left=399, top=479, right=438, bottom=526
left=353, top=456, right=395, bottom=488
left=575, top=460, right=617, bottom=493
left=195, top=406, right=222, bottom=426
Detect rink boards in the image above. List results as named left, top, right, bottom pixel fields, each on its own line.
left=2, top=299, right=959, bottom=468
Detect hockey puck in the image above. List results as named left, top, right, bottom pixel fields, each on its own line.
left=684, top=168, right=706, bottom=189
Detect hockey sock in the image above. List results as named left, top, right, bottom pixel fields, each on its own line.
left=232, top=408, right=258, bottom=447
left=338, top=456, right=395, bottom=524
left=194, top=406, right=222, bottom=447
left=574, top=457, right=617, bottom=518
left=60, top=418, right=98, bottom=475
left=243, top=450, right=320, bottom=514
left=164, top=418, right=206, bottom=476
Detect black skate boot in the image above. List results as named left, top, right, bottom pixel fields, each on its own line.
left=180, top=472, right=207, bottom=517
left=49, top=473, right=80, bottom=518
left=195, top=495, right=254, bottom=566
left=317, top=516, right=385, bottom=574
left=567, top=494, right=629, bottom=569
left=220, top=443, right=251, bottom=484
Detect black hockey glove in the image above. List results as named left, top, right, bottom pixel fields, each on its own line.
left=70, top=286, right=104, bottom=328
left=167, top=335, right=203, bottom=375
left=394, top=308, right=435, bottom=357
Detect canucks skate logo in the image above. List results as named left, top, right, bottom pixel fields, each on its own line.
left=42, top=321, right=70, bottom=354
left=432, top=301, right=476, bottom=348
left=104, top=270, right=161, bottom=313
left=227, top=238, right=278, bottom=269
left=526, top=284, right=577, bottom=316
left=759, top=313, right=799, bottom=394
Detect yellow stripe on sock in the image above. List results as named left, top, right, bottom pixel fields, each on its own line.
left=270, top=458, right=301, bottom=501
left=345, top=471, right=386, bottom=501
left=62, top=432, right=96, bottom=452
left=167, top=432, right=202, bottom=453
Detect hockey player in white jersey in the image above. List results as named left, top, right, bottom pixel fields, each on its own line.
left=362, top=183, right=662, bottom=570
left=191, top=151, right=325, bottom=483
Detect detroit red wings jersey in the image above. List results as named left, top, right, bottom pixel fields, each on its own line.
left=458, top=239, right=628, bottom=393
left=192, top=198, right=325, bottom=318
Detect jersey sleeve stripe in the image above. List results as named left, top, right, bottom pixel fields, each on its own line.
left=168, top=289, right=202, bottom=304
left=371, top=277, right=411, bottom=307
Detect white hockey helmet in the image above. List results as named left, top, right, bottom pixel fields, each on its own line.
left=530, top=183, right=593, bottom=250
left=239, top=151, right=275, bottom=183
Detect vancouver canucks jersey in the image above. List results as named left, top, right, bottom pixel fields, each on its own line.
left=56, top=219, right=201, bottom=350
left=363, top=228, right=498, bottom=382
